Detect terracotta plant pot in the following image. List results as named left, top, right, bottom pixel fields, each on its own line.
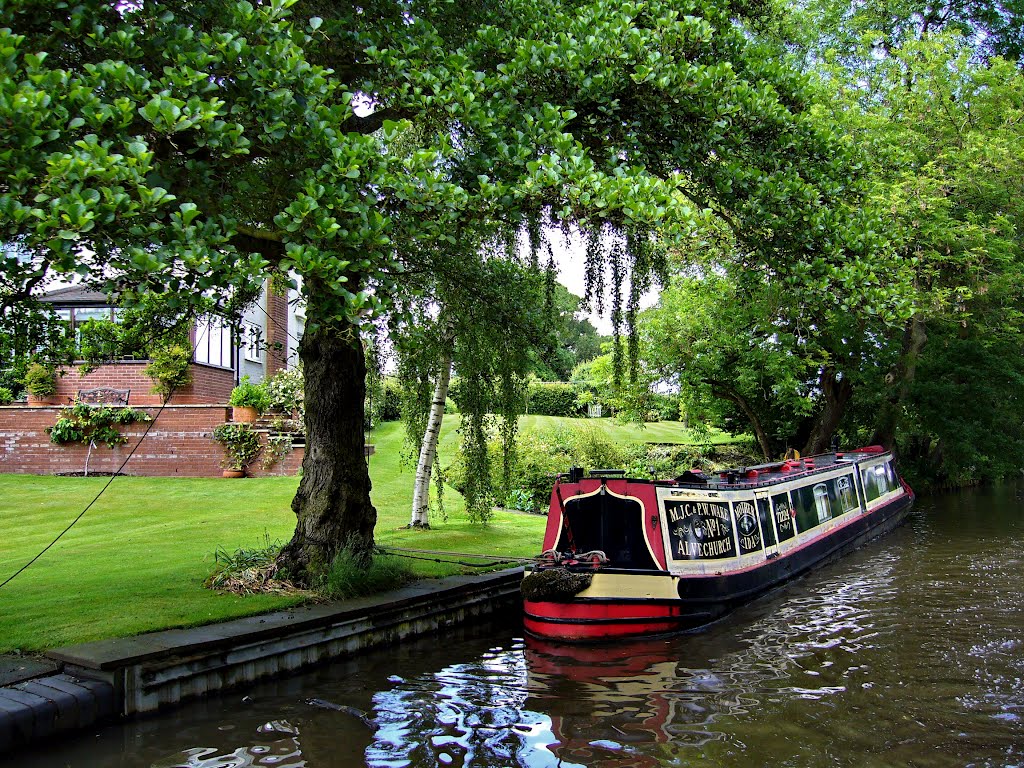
left=27, top=393, right=58, bottom=406
left=222, top=469, right=246, bottom=479
left=232, top=405, right=258, bottom=424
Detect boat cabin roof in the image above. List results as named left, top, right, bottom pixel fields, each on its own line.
left=577, top=446, right=890, bottom=492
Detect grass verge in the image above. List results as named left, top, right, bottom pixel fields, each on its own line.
left=0, top=415, right=732, bottom=651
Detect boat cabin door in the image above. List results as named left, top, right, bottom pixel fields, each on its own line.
left=754, top=491, right=779, bottom=559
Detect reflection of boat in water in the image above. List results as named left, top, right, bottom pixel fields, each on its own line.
left=522, top=447, right=914, bottom=642
left=523, top=636, right=728, bottom=767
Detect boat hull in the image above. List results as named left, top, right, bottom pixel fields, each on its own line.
left=524, top=489, right=913, bottom=642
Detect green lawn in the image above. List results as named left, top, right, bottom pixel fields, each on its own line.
left=0, top=414, right=729, bottom=652
left=517, top=415, right=746, bottom=444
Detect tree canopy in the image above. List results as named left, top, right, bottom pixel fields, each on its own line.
left=636, top=6, right=1024, bottom=485
left=3, top=0, right=891, bottom=577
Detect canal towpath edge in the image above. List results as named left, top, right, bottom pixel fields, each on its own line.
left=0, top=567, right=524, bottom=756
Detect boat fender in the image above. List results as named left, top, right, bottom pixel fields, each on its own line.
left=521, top=567, right=594, bottom=602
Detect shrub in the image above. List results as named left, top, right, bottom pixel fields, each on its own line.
left=0, top=387, right=13, bottom=404
left=212, top=422, right=262, bottom=471
left=322, top=548, right=415, bottom=600
left=447, top=377, right=464, bottom=411
left=652, top=392, right=682, bottom=422
left=47, top=403, right=151, bottom=448
left=527, top=381, right=583, bottom=417
left=145, top=344, right=192, bottom=398
left=497, top=429, right=573, bottom=511
left=229, top=375, right=271, bottom=412
left=372, top=377, right=402, bottom=422
left=264, top=367, right=304, bottom=418
left=23, top=362, right=57, bottom=398
left=554, top=423, right=626, bottom=471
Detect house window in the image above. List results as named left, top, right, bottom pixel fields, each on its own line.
left=243, top=322, right=263, bottom=363
left=193, top=316, right=233, bottom=369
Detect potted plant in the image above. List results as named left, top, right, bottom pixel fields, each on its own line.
left=229, top=376, right=271, bottom=424
left=212, top=422, right=262, bottom=478
left=24, top=362, right=58, bottom=405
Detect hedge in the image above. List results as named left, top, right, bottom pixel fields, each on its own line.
left=527, top=381, right=582, bottom=417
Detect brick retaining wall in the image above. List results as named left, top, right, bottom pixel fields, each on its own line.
left=0, top=405, right=302, bottom=478
left=51, top=362, right=235, bottom=406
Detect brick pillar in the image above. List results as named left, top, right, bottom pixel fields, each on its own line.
left=266, top=285, right=289, bottom=376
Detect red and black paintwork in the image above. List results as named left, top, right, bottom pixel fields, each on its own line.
left=523, top=449, right=915, bottom=642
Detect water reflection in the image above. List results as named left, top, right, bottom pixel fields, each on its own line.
left=147, top=720, right=303, bottom=768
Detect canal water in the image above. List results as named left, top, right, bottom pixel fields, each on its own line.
left=8, top=483, right=1024, bottom=767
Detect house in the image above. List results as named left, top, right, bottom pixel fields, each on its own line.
left=34, top=283, right=303, bottom=405
left=0, top=283, right=306, bottom=477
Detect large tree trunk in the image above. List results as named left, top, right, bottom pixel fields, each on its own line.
left=802, top=366, right=854, bottom=455
left=409, top=352, right=453, bottom=528
left=710, top=381, right=774, bottom=461
left=871, top=315, right=928, bottom=449
left=277, top=314, right=376, bottom=583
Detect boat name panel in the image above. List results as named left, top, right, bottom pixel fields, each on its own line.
left=664, top=499, right=737, bottom=560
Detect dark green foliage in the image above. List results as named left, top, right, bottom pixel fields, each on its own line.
left=527, top=382, right=583, bottom=417
left=446, top=378, right=465, bottom=412
left=212, top=423, right=262, bottom=471
left=144, top=345, right=193, bottom=399
left=652, top=393, right=682, bottom=422
left=47, top=403, right=151, bottom=448
left=229, top=375, right=271, bottom=411
left=322, top=549, right=415, bottom=600
left=372, top=378, right=403, bottom=423
left=23, top=361, right=56, bottom=397
left=900, top=323, right=1024, bottom=487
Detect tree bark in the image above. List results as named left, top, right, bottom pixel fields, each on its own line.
left=710, top=381, right=774, bottom=461
left=871, top=315, right=928, bottom=449
left=277, top=313, right=377, bottom=582
left=409, top=352, right=453, bottom=528
left=802, top=366, right=854, bottom=455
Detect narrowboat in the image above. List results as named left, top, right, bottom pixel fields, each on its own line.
left=522, top=446, right=914, bottom=642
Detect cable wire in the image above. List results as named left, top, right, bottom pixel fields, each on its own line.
left=0, top=387, right=178, bottom=590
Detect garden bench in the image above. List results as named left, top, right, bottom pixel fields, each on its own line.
left=76, top=388, right=131, bottom=406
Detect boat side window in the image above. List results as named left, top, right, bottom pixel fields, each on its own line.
left=664, top=499, right=737, bottom=561
left=770, top=492, right=796, bottom=541
left=835, top=474, right=859, bottom=514
left=756, top=497, right=777, bottom=548
left=734, top=500, right=762, bottom=555
left=861, top=461, right=899, bottom=502
left=793, top=485, right=827, bottom=532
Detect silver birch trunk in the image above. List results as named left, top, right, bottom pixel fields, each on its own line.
left=409, top=352, right=453, bottom=528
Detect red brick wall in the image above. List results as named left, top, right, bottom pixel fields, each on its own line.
left=0, top=405, right=303, bottom=478
left=52, top=362, right=235, bottom=406
left=266, top=287, right=289, bottom=377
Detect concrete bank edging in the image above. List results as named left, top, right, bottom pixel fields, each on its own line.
left=2, top=568, right=524, bottom=754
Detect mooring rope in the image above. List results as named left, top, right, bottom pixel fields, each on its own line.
left=375, top=545, right=536, bottom=569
